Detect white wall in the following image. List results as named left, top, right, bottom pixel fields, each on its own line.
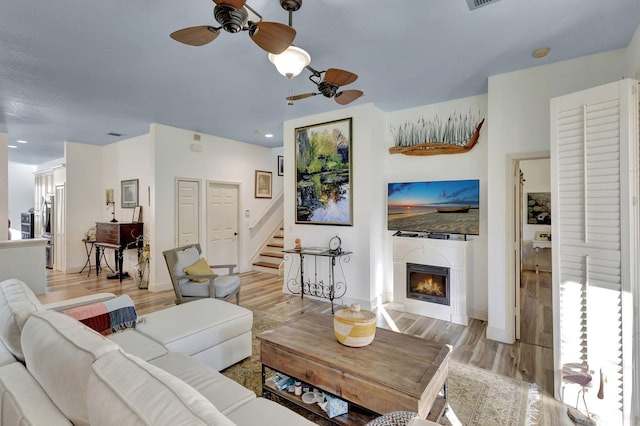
left=386, top=95, right=489, bottom=320
left=94, top=134, right=153, bottom=279
left=7, top=162, right=35, bottom=235
left=64, top=142, right=104, bottom=272
left=0, top=239, right=47, bottom=294
left=486, top=48, right=628, bottom=343
left=283, top=104, right=386, bottom=308
left=0, top=133, right=7, bottom=241
left=152, top=123, right=285, bottom=292
left=627, top=25, right=640, bottom=79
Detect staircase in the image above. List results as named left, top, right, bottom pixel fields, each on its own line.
left=252, top=227, right=284, bottom=275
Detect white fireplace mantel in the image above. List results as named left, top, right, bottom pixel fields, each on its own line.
left=392, top=237, right=471, bottom=325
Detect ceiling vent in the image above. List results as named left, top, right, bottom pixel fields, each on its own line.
left=106, top=132, right=124, bottom=137
left=466, top=0, right=501, bottom=10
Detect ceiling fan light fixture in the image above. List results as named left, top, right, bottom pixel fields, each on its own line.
left=268, top=45, right=311, bottom=78
left=214, top=4, right=248, bottom=33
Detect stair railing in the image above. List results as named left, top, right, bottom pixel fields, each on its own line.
left=249, top=191, right=283, bottom=235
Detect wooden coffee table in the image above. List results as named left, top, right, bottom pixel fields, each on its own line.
left=257, top=314, right=452, bottom=425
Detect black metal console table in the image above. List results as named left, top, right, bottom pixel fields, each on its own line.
left=283, top=248, right=352, bottom=314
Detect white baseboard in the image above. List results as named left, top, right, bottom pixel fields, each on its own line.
left=486, top=326, right=514, bottom=344
left=149, top=281, right=172, bottom=292
left=469, top=308, right=488, bottom=321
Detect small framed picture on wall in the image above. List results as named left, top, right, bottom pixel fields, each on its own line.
left=121, top=179, right=139, bottom=208
left=277, top=155, right=284, bottom=176
left=255, top=170, right=272, bottom=199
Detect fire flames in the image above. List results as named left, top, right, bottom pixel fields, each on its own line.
left=413, top=276, right=445, bottom=297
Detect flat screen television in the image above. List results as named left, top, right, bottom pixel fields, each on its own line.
left=388, top=179, right=480, bottom=235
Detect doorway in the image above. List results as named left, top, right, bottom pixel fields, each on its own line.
left=514, top=158, right=553, bottom=349
left=206, top=181, right=239, bottom=268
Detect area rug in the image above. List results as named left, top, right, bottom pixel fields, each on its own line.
left=222, top=309, right=541, bottom=425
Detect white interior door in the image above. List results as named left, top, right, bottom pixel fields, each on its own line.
left=54, top=185, right=65, bottom=272
left=550, top=79, right=637, bottom=423
left=176, top=179, right=200, bottom=247
left=206, top=182, right=239, bottom=267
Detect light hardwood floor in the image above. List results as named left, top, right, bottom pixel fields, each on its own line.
left=39, top=269, right=574, bottom=425
left=520, top=270, right=553, bottom=349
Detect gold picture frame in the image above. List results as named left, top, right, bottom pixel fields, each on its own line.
left=295, top=117, right=353, bottom=226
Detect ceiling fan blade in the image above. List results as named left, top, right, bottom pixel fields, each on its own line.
left=170, top=26, right=220, bottom=46
left=335, top=90, right=363, bottom=105
left=286, top=93, right=317, bottom=101
left=324, top=68, right=358, bottom=87
left=213, top=0, right=246, bottom=9
left=250, top=22, right=296, bottom=54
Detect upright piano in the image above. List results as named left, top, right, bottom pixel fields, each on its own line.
left=95, top=222, right=144, bottom=282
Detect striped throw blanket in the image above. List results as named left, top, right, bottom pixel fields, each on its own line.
left=64, top=295, right=137, bottom=335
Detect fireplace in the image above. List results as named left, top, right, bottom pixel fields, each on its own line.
left=406, top=263, right=450, bottom=306
left=394, top=238, right=470, bottom=325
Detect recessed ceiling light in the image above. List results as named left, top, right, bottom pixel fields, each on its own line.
left=265, top=134, right=274, bottom=138
left=8, top=145, right=17, bottom=149
left=16, top=140, right=27, bottom=144
left=532, top=47, right=550, bottom=59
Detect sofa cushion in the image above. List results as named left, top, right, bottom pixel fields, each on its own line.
left=174, top=245, right=201, bottom=285
left=0, top=278, right=43, bottom=361
left=226, top=397, right=316, bottom=425
left=183, top=258, right=213, bottom=282
left=0, top=339, right=16, bottom=368
left=21, top=310, right=120, bottom=425
left=107, top=328, right=168, bottom=361
left=63, top=294, right=137, bottom=335
left=42, top=292, right=116, bottom=312
left=180, top=274, right=240, bottom=299
left=150, top=352, right=255, bottom=415
left=0, top=362, right=71, bottom=426
left=88, top=350, right=235, bottom=426
left=135, top=298, right=252, bottom=364
left=179, top=280, right=211, bottom=297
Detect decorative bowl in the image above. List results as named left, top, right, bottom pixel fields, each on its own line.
left=334, top=304, right=376, bottom=347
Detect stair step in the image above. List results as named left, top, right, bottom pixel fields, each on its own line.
left=253, top=261, right=280, bottom=270
left=267, top=242, right=284, bottom=248
left=261, top=251, right=284, bottom=259
left=273, top=235, right=283, bottom=240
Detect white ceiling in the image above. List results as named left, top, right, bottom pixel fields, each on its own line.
left=2, top=0, right=639, bottom=165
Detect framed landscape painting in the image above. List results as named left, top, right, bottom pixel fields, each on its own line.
left=295, top=117, right=353, bottom=226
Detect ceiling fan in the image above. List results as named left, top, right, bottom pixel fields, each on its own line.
left=170, top=0, right=296, bottom=55
left=286, top=66, right=364, bottom=105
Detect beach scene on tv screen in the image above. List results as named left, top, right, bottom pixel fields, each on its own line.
left=388, top=180, right=480, bottom=235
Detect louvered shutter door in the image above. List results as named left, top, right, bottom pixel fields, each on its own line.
left=551, top=79, right=638, bottom=424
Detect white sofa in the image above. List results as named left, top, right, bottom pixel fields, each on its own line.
left=0, top=278, right=315, bottom=425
